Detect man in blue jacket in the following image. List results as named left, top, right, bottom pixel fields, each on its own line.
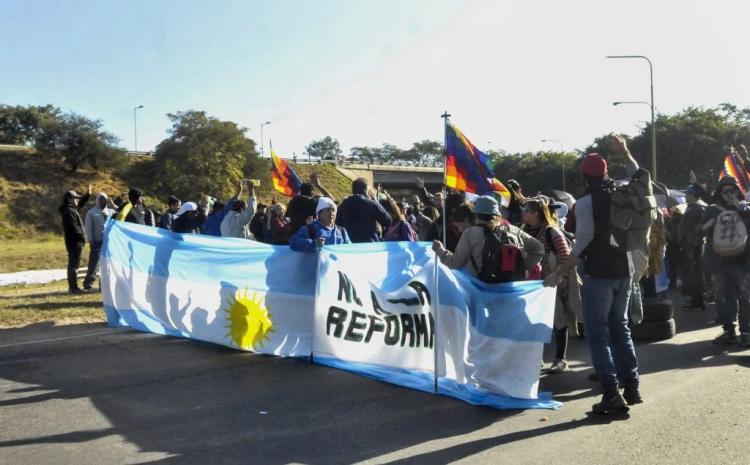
left=336, top=178, right=391, bottom=242
left=291, top=197, right=350, bottom=252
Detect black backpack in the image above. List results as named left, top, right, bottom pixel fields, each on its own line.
left=473, top=224, right=526, bottom=283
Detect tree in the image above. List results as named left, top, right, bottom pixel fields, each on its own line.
left=0, top=104, right=61, bottom=145
left=409, top=140, right=443, bottom=166
left=492, top=151, right=583, bottom=195
left=306, top=136, right=342, bottom=161
left=599, top=105, right=750, bottom=188
left=153, top=111, right=260, bottom=199
left=35, top=112, right=122, bottom=172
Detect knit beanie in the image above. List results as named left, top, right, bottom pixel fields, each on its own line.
left=581, top=153, right=608, bottom=178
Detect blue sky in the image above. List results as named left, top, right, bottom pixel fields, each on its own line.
left=2, top=0, right=749, bottom=158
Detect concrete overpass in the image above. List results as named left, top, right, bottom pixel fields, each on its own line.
left=333, top=162, right=444, bottom=190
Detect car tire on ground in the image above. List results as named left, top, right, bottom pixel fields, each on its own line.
left=630, top=318, right=676, bottom=343
left=642, top=299, right=674, bottom=322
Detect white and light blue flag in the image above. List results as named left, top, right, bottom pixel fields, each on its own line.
left=101, top=220, right=560, bottom=410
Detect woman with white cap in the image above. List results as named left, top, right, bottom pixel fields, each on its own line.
left=290, top=197, right=351, bottom=252
left=171, top=196, right=210, bottom=234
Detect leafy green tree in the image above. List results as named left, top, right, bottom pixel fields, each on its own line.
left=409, top=140, right=443, bottom=165
left=492, top=151, right=583, bottom=196
left=0, top=104, right=61, bottom=145
left=35, top=112, right=122, bottom=172
left=306, top=136, right=342, bottom=161
left=153, top=111, right=260, bottom=199
left=349, top=146, right=381, bottom=163
left=589, top=105, right=750, bottom=188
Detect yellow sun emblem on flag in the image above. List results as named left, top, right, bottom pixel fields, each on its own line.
left=224, top=289, right=274, bottom=350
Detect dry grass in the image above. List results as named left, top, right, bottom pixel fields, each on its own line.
left=0, top=279, right=105, bottom=328
left=0, top=237, right=76, bottom=273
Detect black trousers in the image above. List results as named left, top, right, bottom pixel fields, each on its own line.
left=66, top=241, right=84, bottom=291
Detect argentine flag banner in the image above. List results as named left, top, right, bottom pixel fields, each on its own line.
left=101, top=219, right=316, bottom=357
left=101, top=220, right=560, bottom=410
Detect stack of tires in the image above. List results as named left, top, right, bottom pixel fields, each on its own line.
left=630, top=298, right=676, bottom=342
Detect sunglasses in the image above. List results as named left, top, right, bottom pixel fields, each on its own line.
left=721, top=189, right=738, bottom=195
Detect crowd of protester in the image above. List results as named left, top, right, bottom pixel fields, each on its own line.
left=59, top=135, right=750, bottom=415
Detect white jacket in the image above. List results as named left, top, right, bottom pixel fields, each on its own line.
left=84, top=193, right=115, bottom=244
left=220, top=197, right=257, bottom=239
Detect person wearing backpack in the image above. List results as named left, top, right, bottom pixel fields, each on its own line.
left=522, top=198, right=581, bottom=374
left=431, top=196, right=544, bottom=282
left=553, top=152, right=642, bottom=415
left=700, top=176, right=750, bottom=347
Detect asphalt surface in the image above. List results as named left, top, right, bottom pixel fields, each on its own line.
left=0, top=290, right=748, bottom=465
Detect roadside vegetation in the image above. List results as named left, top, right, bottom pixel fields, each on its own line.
left=0, top=279, right=104, bottom=328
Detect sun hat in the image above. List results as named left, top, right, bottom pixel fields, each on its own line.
left=473, top=195, right=501, bottom=216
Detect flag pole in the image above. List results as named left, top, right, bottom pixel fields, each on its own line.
left=434, top=111, right=451, bottom=394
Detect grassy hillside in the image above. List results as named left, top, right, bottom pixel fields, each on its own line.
left=0, top=148, right=354, bottom=241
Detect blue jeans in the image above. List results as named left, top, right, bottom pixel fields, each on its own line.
left=714, top=264, right=750, bottom=334
left=582, top=276, right=639, bottom=392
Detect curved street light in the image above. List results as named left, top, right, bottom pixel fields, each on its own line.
left=606, top=55, right=657, bottom=180
left=260, top=121, right=271, bottom=158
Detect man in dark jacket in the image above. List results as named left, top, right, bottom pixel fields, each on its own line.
left=59, top=185, right=92, bottom=293
left=678, top=184, right=706, bottom=310
left=336, top=178, right=392, bottom=243
left=286, top=173, right=336, bottom=240
left=157, top=196, right=181, bottom=230
left=115, top=188, right=155, bottom=226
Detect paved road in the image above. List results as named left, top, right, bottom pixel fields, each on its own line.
left=0, top=291, right=748, bottom=465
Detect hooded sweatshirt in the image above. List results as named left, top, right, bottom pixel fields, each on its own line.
left=59, top=191, right=91, bottom=246
left=220, top=197, right=258, bottom=239
left=84, top=193, right=115, bottom=244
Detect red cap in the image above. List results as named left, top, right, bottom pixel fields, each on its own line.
left=581, top=153, right=608, bottom=177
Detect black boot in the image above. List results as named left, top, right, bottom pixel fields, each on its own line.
left=592, top=390, right=629, bottom=414
left=622, top=382, right=643, bottom=405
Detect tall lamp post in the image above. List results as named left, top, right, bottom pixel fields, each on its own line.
left=133, top=105, right=144, bottom=153
left=541, top=139, right=566, bottom=192
left=606, top=55, right=656, bottom=181
left=260, top=121, right=271, bottom=157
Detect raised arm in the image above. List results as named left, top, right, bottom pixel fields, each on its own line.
left=310, top=172, right=334, bottom=202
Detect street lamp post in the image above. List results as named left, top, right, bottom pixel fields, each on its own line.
left=260, top=121, right=271, bottom=158
left=606, top=55, right=656, bottom=181
left=133, top=105, right=144, bottom=153
left=541, top=139, right=566, bottom=192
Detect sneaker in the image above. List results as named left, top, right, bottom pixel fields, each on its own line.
left=739, top=333, right=750, bottom=348
left=622, top=383, right=643, bottom=405
left=592, top=391, right=629, bottom=414
left=547, top=359, right=568, bottom=374
left=712, top=331, right=737, bottom=345
left=69, top=288, right=84, bottom=295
